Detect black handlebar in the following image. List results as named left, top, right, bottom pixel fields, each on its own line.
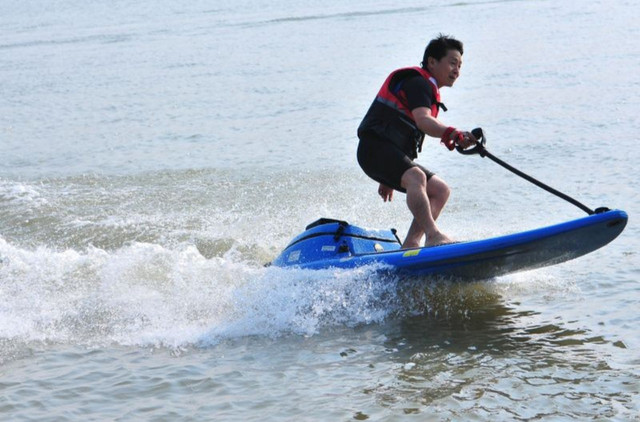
left=456, top=127, right=598, bottom=214
left=456, top=128, right=487, bottom=156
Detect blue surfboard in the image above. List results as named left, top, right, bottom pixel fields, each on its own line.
left=271, top=209, right=628, bottom=280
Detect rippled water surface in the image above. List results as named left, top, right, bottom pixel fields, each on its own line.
left=1, top=0, right=639, bottom=420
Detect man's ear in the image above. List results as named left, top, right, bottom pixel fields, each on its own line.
left=427, top=56, right=437, bottom=70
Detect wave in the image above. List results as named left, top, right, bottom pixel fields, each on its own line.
left=0, top=238, right=384, bottom=347
left=0, top=235, right=522, bottom=352
left=0, top=33, right=134, bottom=51
left=236, top=0, right=527, bottom=28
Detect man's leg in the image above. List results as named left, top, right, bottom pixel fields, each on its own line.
left=403, top=219, right=423, bottom=248
left=401, top=168, right=452, bottom=247
left=426, top=175, right=450, bottom=220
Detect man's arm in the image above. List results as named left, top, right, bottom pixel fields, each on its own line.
left=412, top=107, right=476, bottom=149
left=411, top=107, right=449, bottom=138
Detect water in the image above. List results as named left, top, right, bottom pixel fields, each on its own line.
left=1, top=0, right=639, bottom=420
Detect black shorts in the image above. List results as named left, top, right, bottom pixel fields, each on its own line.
left=357, top=133, right=435, bottom=193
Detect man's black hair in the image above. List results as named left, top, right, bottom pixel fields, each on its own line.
left=421, top=34, right=464, bottom=68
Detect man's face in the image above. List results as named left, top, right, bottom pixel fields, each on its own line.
left=429, top=49, right=463, bottom=88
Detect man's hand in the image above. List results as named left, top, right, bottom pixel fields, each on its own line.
left=378, top=183, right=394, bottom=202
left=457, top=131, right=477, bottom=149
left=441, top=127, right=477, bottom=150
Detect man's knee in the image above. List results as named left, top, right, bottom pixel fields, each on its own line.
left=401, top=167, right=427, bottom=190
left=439, top=184, right=451, bottom=201
left=428, top=176, right=451, bottom=200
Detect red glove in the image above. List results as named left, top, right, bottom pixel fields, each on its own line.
left=441, top=126, right=464, bottom=151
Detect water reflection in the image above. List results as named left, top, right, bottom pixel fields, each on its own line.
left=359, top=278, right=638, bottom=419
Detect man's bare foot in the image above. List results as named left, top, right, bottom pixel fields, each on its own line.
left=402, top=241, right=421, bottom=249
left=402, top=236, right=424, bottom=249
left=401, top=232, right=454, bottom=248
left=425, top=231, right=454, bottom=247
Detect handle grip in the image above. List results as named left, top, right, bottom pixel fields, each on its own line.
left=456, top=128, right=487, bottom=156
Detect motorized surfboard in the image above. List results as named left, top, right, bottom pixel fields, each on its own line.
left=271, top=210, right=627, bottom=280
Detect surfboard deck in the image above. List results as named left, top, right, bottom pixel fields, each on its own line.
left=271, top=209, right=628, bottom=280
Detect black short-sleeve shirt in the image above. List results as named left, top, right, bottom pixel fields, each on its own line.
left=402, top=75, right=435, bottom=111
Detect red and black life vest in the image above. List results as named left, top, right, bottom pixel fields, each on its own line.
left=374, top=66, right=441, bottom=120
left=358, top=67, right=444, bottom=159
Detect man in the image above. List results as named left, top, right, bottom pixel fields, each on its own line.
left=357, top=34, right=475, bottom=248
